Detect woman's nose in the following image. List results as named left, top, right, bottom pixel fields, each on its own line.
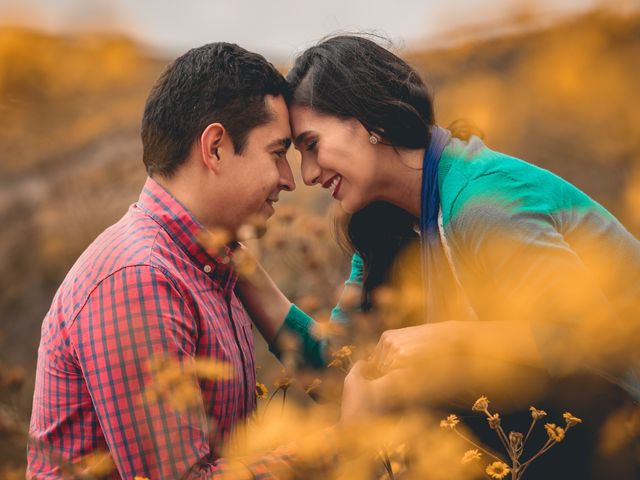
left=301, top=156, right=322, bottom=186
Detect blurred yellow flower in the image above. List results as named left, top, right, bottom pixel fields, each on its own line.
left=274, top=376, right=292, bottom=390
left=256, top=382, right=268, bottom=400
left=78, top=450, right=115, bottom=477
left=194, top=358, right=234, bottom=380
left=196, top=228, right=231, bottom=255
left=311, top=320, right=345, bottom=340
left=485, top=461, right=510, bottom=479
left=332, top=345, right=355, bottom=359
left=461, top=449, right=482, bottom=463
left=296, top=294, right=321, bottom=313
left=327, top=358, right=344, bottom=369
left=304, top=378, right=322, bottom=394
left=440, top=414, right=460, bottom=429
left=545, top=423, right=566, bottom=442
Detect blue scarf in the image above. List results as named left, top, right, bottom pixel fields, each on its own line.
left=419, top=126, right=452, bottom=320
left=419, top=126, right=452, bottom=237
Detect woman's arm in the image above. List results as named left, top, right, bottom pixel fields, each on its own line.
left=234, top=246, right=292, bottom=344
left=234, top=245, right=326, bottom=369
left=236, top=247, right=365, bottom=370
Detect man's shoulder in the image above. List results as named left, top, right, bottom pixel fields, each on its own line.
left=52, top=207, right=187, bottom=322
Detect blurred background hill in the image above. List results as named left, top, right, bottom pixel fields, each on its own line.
left=0, top=6, right=639, bottom=474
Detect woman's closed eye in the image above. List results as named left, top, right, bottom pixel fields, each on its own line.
left=306, top=139, right=318, bottom=152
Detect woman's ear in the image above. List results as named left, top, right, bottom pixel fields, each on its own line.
left=200, top=123, right=225, bottom=173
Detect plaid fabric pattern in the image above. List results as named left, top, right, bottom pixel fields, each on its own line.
left=27, top=177, right=287, bottom=479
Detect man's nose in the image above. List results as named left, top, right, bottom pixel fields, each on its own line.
left=279, top=158, right=296, bottom=192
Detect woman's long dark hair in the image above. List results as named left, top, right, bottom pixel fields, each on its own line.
left=287, top=35, right=435, bottom=309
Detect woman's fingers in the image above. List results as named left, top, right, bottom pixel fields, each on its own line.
left=371, top=329, right=406, bottom=372
left=341, top=360, right=374, bottom=421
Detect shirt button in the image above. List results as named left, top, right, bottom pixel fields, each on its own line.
left=204, top=265, right=212, bottom=273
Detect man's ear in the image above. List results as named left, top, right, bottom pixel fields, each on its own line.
left=200, top=123, right=226, bottom=173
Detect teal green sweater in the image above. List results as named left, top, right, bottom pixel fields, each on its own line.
left=270, top=136, right=640, bottom=399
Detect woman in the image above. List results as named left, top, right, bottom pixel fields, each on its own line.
left=237, top=35, right=640, bottom=477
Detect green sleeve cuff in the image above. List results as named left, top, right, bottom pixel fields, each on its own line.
left=268, top=304, right=326, bottom=369
left=346, top=252, right=364, bottom=285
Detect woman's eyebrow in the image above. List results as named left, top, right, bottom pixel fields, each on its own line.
left=294, top=131, right=312, bottom=146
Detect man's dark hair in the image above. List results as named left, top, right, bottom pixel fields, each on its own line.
left=141, top=42, right=289, bottom=177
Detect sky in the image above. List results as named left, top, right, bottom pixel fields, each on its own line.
left=0, top=0, right=618, bottom=61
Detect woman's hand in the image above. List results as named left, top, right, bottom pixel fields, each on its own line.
left=340, top=360, right=376, bottom=422
left=370, top=320, right=543, bottom=373
left=369, top=322, right=462, bottom=372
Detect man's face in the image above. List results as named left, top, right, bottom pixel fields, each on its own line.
left=222, top=95, right=295, bottom=233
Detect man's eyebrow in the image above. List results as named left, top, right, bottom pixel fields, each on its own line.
left=294, top=131, right=311, bottom=146
left=268, top=137, right=292, bottom=149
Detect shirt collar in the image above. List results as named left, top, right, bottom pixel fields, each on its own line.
left=136, top=176, right=238, bottom=294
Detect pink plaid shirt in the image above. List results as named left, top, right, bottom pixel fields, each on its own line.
left=28, top=177, right=289, bottom=479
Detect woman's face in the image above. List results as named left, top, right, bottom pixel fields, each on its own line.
left=289, top=104, right=379, bottom=214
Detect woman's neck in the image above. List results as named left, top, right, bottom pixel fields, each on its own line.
left=375, top=147, right=425, bottom=218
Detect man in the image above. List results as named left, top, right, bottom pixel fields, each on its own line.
left=28, top=42, right=300, bottom=479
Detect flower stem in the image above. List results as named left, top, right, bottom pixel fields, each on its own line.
left=377, top=449, right=394, bottom=480
left=521, top=438, right=555, bottom=473
left=281, top=388, right=288, bottom=416
left=453, top=429, right=505, bottom=463
left=264, top=388, right=280, bottom=413
left=495, top=425, right=513, bottom=461
left=523, top=419, right=536, bottom=447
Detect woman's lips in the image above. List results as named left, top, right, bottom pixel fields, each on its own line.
left=325, top=174, right=342, bottom=198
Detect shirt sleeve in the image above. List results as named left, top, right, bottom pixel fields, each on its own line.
left=450, top=173, right=622, bottom=377
left=68, top=265, right=298, bottom=479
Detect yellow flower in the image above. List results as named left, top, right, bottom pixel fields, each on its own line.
left=78, top=450, right=115, bottom=477
left=196, top=228, right=232, bottom=256
left=274, top=376, right=292, bottom=390
left=296, top=294, right=321, bottom=313
left=373, top=287, right=396, bottom=308
left=134, top=477, right=150, bottom=480
left=255, top=382, right=268, bottom=400
left=529, top=406, right=547, bottom=420
left=274, top=205, right=298, bottom=224
left=327, top=358, right=344, bottom=369
left=231, top=248, right=257, bottom=277
left=194, top=359, right=234, bottom=380
left=332, top=345, right=355, bottom=359
left=472, top=395, right=490, bottom=412
left=461, top=449, right=482, bottom=464
left=236, top=214, right=267, bottom=240
left=508, top=431, right=524, bottom=454
left=440, top=414, right=460, bottom=429
left=545, top=423, right=566, bottom=442
left=487, top=413, right=501, bottom=430
left=304, top=378, right=322, bottom=394
left=485, top=461, right=510, bottom=479
left=311, top=320, right=345, bottom=340
left=563, top=412, right=582, bottom=428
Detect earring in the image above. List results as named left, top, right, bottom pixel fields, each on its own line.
left=369, top=134, right=379, bottom=145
